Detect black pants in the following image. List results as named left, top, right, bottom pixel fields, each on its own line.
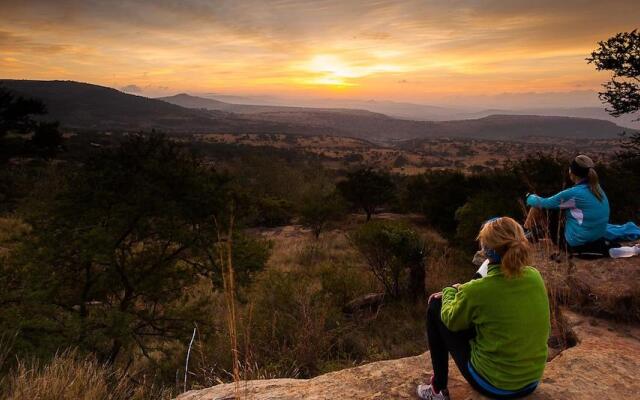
left=426, top=298, right=537, bottom=399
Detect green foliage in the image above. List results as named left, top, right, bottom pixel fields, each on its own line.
left=598, top=159, right=640, bottom=222
left=337, top=168, right=395, bottom=221
left=253, top=196, right=294, bottom=227
left=299, top=188, right=346, bottom=239
left=349, top=220, right=425, bottom=299
left=588, top=29, right=640, bottom=118
left=0, top=88, right=63, bottom=160
left=31, top=121, right=63, bottom=158
left=455, top=191, right=521, bottom=251
left=416, top=170, right=470, bottom=235
left=207, top=233, right=272, bottom=291
left=0, top=87, right=46, bottom=139
left=506, top=154, right=568, bottom=197
left=3, top=135, right=268, bottom=366
left=249, top=269, right=332, bottom=377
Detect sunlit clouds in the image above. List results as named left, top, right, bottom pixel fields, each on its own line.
left=0, top=0, right=638, bottom=103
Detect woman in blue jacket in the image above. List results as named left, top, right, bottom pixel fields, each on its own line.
left=525, top=155, right=610, bottom=254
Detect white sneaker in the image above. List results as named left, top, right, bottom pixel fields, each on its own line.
left=417, top=384, right=450, bottom=400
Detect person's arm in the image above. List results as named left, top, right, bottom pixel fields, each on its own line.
left=440, top=285, right=474, bottom=332
left=526, top=187, right=578, bottom=210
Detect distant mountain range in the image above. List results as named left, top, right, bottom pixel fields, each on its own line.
left=191, top=94, right=640, bottom=129
left=159, top=93, right=376, bottom=115
left=1, top=80, right=635, bottom=141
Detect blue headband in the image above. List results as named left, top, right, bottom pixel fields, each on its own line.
left=482, top=217, right=502, bottom=263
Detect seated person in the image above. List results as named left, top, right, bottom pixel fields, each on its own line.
left=417, top=217, right=550, bottom=400
left=525, top=155, right=612, bottom=256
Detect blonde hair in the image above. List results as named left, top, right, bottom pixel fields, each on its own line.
left=477, top=217, right=532, bottom=278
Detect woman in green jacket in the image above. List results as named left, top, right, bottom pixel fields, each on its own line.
left=417, top=217, right=550, bottom=400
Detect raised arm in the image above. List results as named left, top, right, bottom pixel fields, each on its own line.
left=526, top=187, right=579, bottom=210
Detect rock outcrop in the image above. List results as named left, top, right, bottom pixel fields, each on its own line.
left=177, top=310, right=640, bottom=400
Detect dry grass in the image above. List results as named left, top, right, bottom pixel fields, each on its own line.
left=2, top=350, right=171, bottom=400
left=0, top=217, right=30, bottom=258
left=425, top=245, right=474, bottom=296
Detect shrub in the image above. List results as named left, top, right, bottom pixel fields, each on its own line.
left=299, top=190, right=346, bottom=239
left=254, top=197, right=294, bottom=227
left=249, top=269, right=332, bottom=377
left=454, top=191, right=522, bottom=251
left=349, top=220, right=426, bottom=299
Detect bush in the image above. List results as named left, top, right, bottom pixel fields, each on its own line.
left=253, top=197, right=294, bottom=227
left=299, top=190, right=346, bottom=239
left=418, top=170, right=470, bottom=236
left=349, top=220, right=426, bottom=299
left=249, top=269, right=332, bottom=377
left=454, top=191, right=522, bottom=251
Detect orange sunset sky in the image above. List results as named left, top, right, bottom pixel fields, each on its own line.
left=0, top=0, right=638, bottom=105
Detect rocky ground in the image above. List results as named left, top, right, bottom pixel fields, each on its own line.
left=177, top=252, right=640, bottom=400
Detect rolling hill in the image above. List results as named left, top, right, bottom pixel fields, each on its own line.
left=1, top=80, right=634, bottom=141
left=159, top=93, right=377, bottom=115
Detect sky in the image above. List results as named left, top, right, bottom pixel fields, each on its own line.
left=0, top=0, right=638, bottom=107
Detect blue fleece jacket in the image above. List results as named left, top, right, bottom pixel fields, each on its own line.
left=526, top=183, right=609, bottom=247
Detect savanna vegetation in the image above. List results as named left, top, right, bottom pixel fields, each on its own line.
left=0, top=29, right=639, bottom=400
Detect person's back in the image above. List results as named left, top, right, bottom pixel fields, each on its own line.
left=527, top=155, right=610, bottom=248
left=445, top=265, right=550, bottom=390
left=562, top=183, right=609, bottom=246
left=418, top=217, right=550, bottom=400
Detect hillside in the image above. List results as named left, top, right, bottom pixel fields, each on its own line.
left=0, top=80, right=315, bottom=134
left=163, top=93, right=634, bottom=140
left=159, top=93, right=376, bottom=115
left=1, top=80, right=634, bottom=140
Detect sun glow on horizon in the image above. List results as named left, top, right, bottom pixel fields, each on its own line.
left=1, top=0, right=637, bottom=102
left=301, top=54, right=405, bottom=87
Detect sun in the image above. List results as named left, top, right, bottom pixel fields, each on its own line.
left=305, top=54, right=358, bottom=87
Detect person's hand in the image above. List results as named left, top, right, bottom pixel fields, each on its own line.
left=452, top=283, right=461, bottom=290
left=428, top=292, right=442, bottom=304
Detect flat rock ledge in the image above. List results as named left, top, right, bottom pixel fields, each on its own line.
left=177, top=310, right=640, bottom=400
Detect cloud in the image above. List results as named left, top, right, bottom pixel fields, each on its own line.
left=121, top=84, right=143, bottom=93
left=0, top=0, right=637, bottom=102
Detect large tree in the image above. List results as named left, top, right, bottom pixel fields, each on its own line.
left=337, top=168, right=395, bottom=221
left=588, top=29, right=640, bottom=119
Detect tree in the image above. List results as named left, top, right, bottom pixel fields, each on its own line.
left=588, top=29, right=640, bottom=119
left=0, top=87, right=63, bottom=159
left=454, top=191, right=521, bottom=250
left=337, top=168, right=395, bottom=221
left=418, top=170, right=470, bottom=236
left=349, top=220, right=425, bottom=299
left=299, top=189, right=346, bottom=239
left=31, top=121, right=64, bottom=158
left=9, top=135, right=268, bottom=364
left=0, top=87, right=46, bottom=139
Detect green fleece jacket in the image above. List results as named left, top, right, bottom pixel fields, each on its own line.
left=441, top=264, right=550, bottom=390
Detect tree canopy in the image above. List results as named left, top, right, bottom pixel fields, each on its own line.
left=588, top=29, right=640, bottom=119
